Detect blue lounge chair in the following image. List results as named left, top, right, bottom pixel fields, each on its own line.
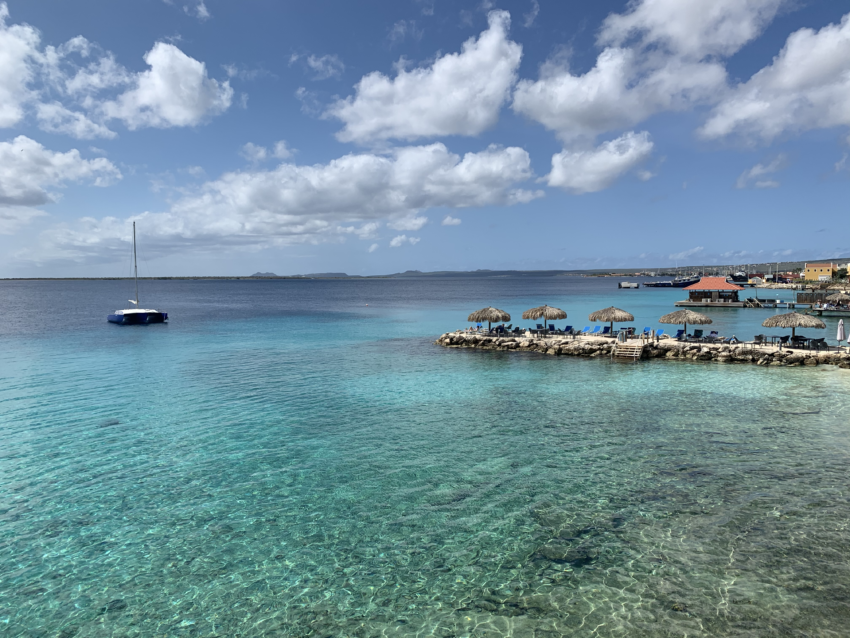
left=692, top=329, right=704, bottom=341
left=601, top=326, right=611, bottom=336
left=642, top=327, right=651, bottom=336
left=549, top=324, right=557, bottom=332
left=656, top=329, right=665, bottom=338
left=675, top=329, right=685, bottom=340
left=580, top=326, right=591, bottom=334
left=588, top=326, right=601, bottom=336
left=564, top=325, right=573, bottom=334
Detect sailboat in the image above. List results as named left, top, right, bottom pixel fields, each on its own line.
left=107, top=222, right=168, bottom=325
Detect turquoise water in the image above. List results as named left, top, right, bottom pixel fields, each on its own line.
left=2, top=278, right=849, bottom=637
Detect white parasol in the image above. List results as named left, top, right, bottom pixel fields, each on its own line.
left=838, top=319, right=846, bottom=345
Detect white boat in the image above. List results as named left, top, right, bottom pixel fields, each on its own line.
left=107, top=222, right=168, bottom=325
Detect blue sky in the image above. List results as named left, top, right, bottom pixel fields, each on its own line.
left=0, top=0, right=847, bottom=277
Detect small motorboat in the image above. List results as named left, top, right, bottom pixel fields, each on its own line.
left=107, top=222, right=168, bottom=325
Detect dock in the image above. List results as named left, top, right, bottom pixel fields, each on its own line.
left=436, top=332, right=850, bottom=368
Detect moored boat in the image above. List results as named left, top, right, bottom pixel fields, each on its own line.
left=107, top=222, right=168, bottom=325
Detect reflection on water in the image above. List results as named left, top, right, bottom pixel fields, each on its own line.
left=1, top=279, right=850, bottom=637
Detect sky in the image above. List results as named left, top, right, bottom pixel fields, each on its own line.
left=0, top=0, right=848, bottom=277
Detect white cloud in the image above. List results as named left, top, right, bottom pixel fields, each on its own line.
left=240, top=142, right=267, bottom=163
left=513, top=47, right=725, bottom=142
left=0, top=3, right=40, bottom=127
left=388, top=20, right=423, bottom=46
left=546, top=131, right=654, bottom=193
left=0, top=6, right=230, bottom=138
left=190, top=1, right=210, bottom=21
left=36, top=102, right=116, bottom=139
left=0, top=135, right=121, bottom=233
left=100, top=42, right=232, bottom=129
left=290, top=53, right=345, bottom=80
left=368, top=243, right=379, bottom=253
left=327, top=10, right=522, bottom=143
left=272, top=141, right=293, bottom=159
left=387, top=215, right=428, bottom=231
left=735, top=154, right=787, bottom=189
left=598, top=0, right=787, bottom=58
left=523, top=0, right=540, bottom=28
left=390, top=234, right=420, bottom=247
left=36, top=143, right=540, bottom=261
left=669, top=246, right=704, bottom=261
left=513, top=0, right=792, bottom=144
left=837, top=153, right=849, bottom=173
left=701, top=13, right=850, bottom=143
left=442, top=215, right=461, bottom=225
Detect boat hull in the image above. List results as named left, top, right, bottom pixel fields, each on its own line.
left=108, top=312, right=168, bottom=325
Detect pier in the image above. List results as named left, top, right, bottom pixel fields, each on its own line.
left=436, top=332, right=850, bottom=368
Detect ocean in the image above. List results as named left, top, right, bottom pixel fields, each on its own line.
left=1, top=277, right=849, bottom=637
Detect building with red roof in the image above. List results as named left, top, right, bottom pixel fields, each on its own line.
left=677, top=277, right=745, bottom=306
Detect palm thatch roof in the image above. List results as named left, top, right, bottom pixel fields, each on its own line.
left=761, top=312, right=825, bottom=329
left=522, top=305, right=567, bottom=321
left=588, top=306, right=634, bottom=323
left=659, top=309, right=713, bottom=326
left=467, top=306, right=510, bottom=323
left=826, top=292, right=850, bottom=302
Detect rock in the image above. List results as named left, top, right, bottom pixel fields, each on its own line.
left=98, top=599, right=127, bottom=614
left=804, top=357, right=818, bottom=366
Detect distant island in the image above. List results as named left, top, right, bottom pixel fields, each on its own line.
left=5, top=258, right=849, bottom=281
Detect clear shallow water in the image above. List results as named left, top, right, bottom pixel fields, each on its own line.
left=1, top=278, right=849, bottom=637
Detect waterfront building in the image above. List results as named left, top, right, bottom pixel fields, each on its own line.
left=803, top=263, right=838, bottom=281
left=676, top=277, right=744, bottom=307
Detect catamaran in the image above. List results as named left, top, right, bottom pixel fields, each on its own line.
left=107, top=222, right=168, bottom=325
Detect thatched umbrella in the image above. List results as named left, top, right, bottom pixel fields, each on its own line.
left=762, top=312, right=825, bottom=339
left=522, top=305, right=567, bottom=330
left=588, top=306, right=634, bottom=334
left=659, top=309, right=713, bottom=335
left=826, top=292, right=850, bottom=302
left=468, top=306, right=510, bottom=330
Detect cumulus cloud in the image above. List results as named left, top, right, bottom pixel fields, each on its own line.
left=387, top=215, right=428, bottom=231
left=513, top=0, right=791, bottom=143
left=735, top=154, right=787, bottom=189
left=390, top=234, right=420, bottom=247
left=0, top=5, right=232, bottom=138
left=290, top=53, right=344, bottom=80
left=35, top=143, right=541, bottom=262
left=0, top=3, right=40, bottom=127
left=240, top=141, right=293, bottom=163
left=546, top=131, right=654, bottom=193
left=513, top=44, right=725, bottom=142
left=442, top=215, right=461, bottom=225
left=36, top=102, right=116, bottom=139
left=100, top=43, right=232, bottom=129
left=0, top=135, right=120, bottom=233
left=701, top=13, right=850, bottom=143
left=598, top=0, right=787, bottom=58
left=327, top=10, right=522, bottom=143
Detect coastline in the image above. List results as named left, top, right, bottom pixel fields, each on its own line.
left=436, top=332, right=850, bottom=368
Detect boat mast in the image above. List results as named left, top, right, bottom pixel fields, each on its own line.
left=133, top=221, right=139, bottom=306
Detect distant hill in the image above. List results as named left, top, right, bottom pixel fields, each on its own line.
left=250, top=272, right=279, bottom=278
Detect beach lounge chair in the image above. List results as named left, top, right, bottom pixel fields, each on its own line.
left=588, top=326, right=601, bottom=336
left=656, top=329, right=665, bottom=339
left=675, top=329, right=685, bottom=340
left=564, top=326, right=573, bottom=335
left=580, top=326, right=592, bottom=335
left=601, top=326, right=611, bottom=336
left=704, top=330, right=720, bottom=343
left=642, top=327, right=651, bottom=337
left=692, top=329, right=704, bottom=341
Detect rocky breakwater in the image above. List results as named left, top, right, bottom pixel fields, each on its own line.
left=435, top=332, right=850, bottom=368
